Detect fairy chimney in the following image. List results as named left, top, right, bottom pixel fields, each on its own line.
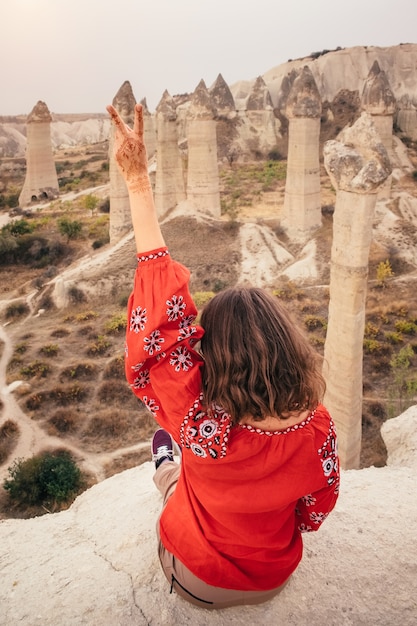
left=362, top=61, right=396, bottom=199
left=282, top=67, right=322, bottom=239
left=209, top=74, right=235, bottom=116
left=140, top=98, right=156, bottom=159
left=109, top=81, right=136, bottom=243
left=245, top=76, right=279, bottom=155
left=186, top=80, right=220, bottom=217
left=323, top=112, right=392, bottom=470
left=154, top=91, right=186, bottom=217
left=18, top=101, right=59, bottom=207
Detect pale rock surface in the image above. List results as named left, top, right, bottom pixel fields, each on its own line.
left=323, top=113, right=392, bottom=469
left=1, top=407, right=417, bottom=626
left=238, top=222, right=294, bottom=285
left=282, top=67, right=322, bottom=238
left=18, top=101, right=59, bottom=207
left=154, top=91, right=186, bottom=217
left=108, top=81, right=136, bottom=243
left=186, top=80, right=221, bottom=217
left=281, top=239, right=318, bottom=281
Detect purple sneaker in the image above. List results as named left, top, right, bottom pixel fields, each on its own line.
left=151, top=429, right=174, bottom=469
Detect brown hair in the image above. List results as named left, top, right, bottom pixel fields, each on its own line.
left=200, top=287, right=325, bottom=424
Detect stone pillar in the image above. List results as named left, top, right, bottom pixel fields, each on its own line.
left=154, top=91, right=186, bottom=218
left=141, top=98, right=156, bottom=160
left=109, top=81, right=136, bottom=243
left=362, top=61, right=396, bottom=199
left=246, top=76, right=280, bottom=155
left=186, top=80, right=220, bottom=217
left=19, top=101, right=59, bottom=207
left=282, top=67, right=322, bottom=239
left=323, top=113, right=392, bottom=469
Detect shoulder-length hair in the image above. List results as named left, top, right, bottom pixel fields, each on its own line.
left=200, top=287, right=325, bottom=424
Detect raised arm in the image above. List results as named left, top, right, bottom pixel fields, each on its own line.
left=106, top=103, right=165, bottom=253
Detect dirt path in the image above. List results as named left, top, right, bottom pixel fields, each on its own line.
left=0, top=318, right=149, bottom=485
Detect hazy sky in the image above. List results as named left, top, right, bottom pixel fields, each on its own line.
left=1, top=0, right=416, bottom=116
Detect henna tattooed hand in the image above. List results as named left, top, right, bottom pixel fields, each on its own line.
left=106, top=103, right=152, bottom=194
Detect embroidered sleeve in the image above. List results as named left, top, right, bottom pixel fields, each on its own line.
left=125, top=247, right=204, bottom=434
left=296, top=419, right=340, bottom=533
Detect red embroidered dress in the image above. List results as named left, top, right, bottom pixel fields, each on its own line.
left=125, top=247, right=340, bottom=591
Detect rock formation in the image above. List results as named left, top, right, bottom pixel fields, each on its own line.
left=244, top=76, right=279, bottom=157
left=140, top=98, right=156, bottom=160
left=1, top=405, right=416, bottom=625
left=282, top=67, right=322, bottom=238
left=362, top=61, right=396, bottom=199
left=209, top=73, right=236, bottom=116
left=186, top=80, right=221, bottom=217
left=154, top=91, right=186, bottom=217
left=323, top=113, right=392, bottom=469
left=18, top=101, right=59, bottom=207
left=397, top=95, right=417, bottom=141
left=108, top=81, right=136, bottom=243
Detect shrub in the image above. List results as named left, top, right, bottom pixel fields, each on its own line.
left=5, top=302, right=29, bottom=320
left=376, top=259, right=394, bottom=287
left=75, top=310, right=98, bottom=322
left=364, top=322, right=380, bottom=338
left=384, top=331, right=404, bottom=344
left=20, top=361, right=51, bottom=379
left=0, top=420, right=20, bottom=464
left=58, top=217, right=82, bottom=241
left=192, top=292, right=215, bottom=307
left=3, top=451, right=81, bottom=506
left=304, top=315, right=327, bottom=331
left=87, top=335, right=111, bottom=356
left=68, top=286, right=86, bottom=304
left=394, top=320, right=417, bottom=335
left=39, top=343, right=59, bottom=357
left=363, top=338, right=383, bottom=354
left=105, top=312, right=127, bottom=334
left=60, top=362, right=97, bottom=381
left=273, top=282, right=303, bottom=300
left=50, top=384, right=88, bottom=406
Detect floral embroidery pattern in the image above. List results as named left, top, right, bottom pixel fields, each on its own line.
left=131, top=369, right=150, bottom=389
left=170, top=346, right=194, bottom=372
left=144, top=330, right=164, bottom=356
left=130, top=306, right=147, bottom=334
left=137, top=249, right=170, bottom=264
left=309, top=511, right=328, bottom=525
left=299, top=523, right=313, bottom=533
left=301, top=494, right=316, bottom=506
left=166, top=295, right=186, bottom=321
left=142, top=396, right=159, bottom=416
left=178, top=316, right=197, bottom=341
left=180, top=395, right=231, bottom=459
left=318, top=418, right=339, bottom=489
left=239, top=410, right=316, bottom=436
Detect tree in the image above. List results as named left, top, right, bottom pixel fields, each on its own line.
left=83, top=194, right=99, bottom=217
left=58, top=217, right=82, bottom=241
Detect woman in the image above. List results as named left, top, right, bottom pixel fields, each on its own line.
left=107, top=103, right=340, bottom=609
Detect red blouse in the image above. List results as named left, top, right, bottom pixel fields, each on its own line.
left=125, top=247, right=340, bottom=591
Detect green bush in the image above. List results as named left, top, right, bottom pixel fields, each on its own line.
left=3, top=451, right=81, bottom=506
left=58, top=217, right=82, bottom=241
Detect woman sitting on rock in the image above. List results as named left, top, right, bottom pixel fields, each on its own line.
left=107, top=102, right=340, bottom=610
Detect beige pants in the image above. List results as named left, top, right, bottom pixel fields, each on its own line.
left=153, top=460, right=288, bottom=609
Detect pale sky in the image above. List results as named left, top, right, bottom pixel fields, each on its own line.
left=1, top=0, right=416, bottom=116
